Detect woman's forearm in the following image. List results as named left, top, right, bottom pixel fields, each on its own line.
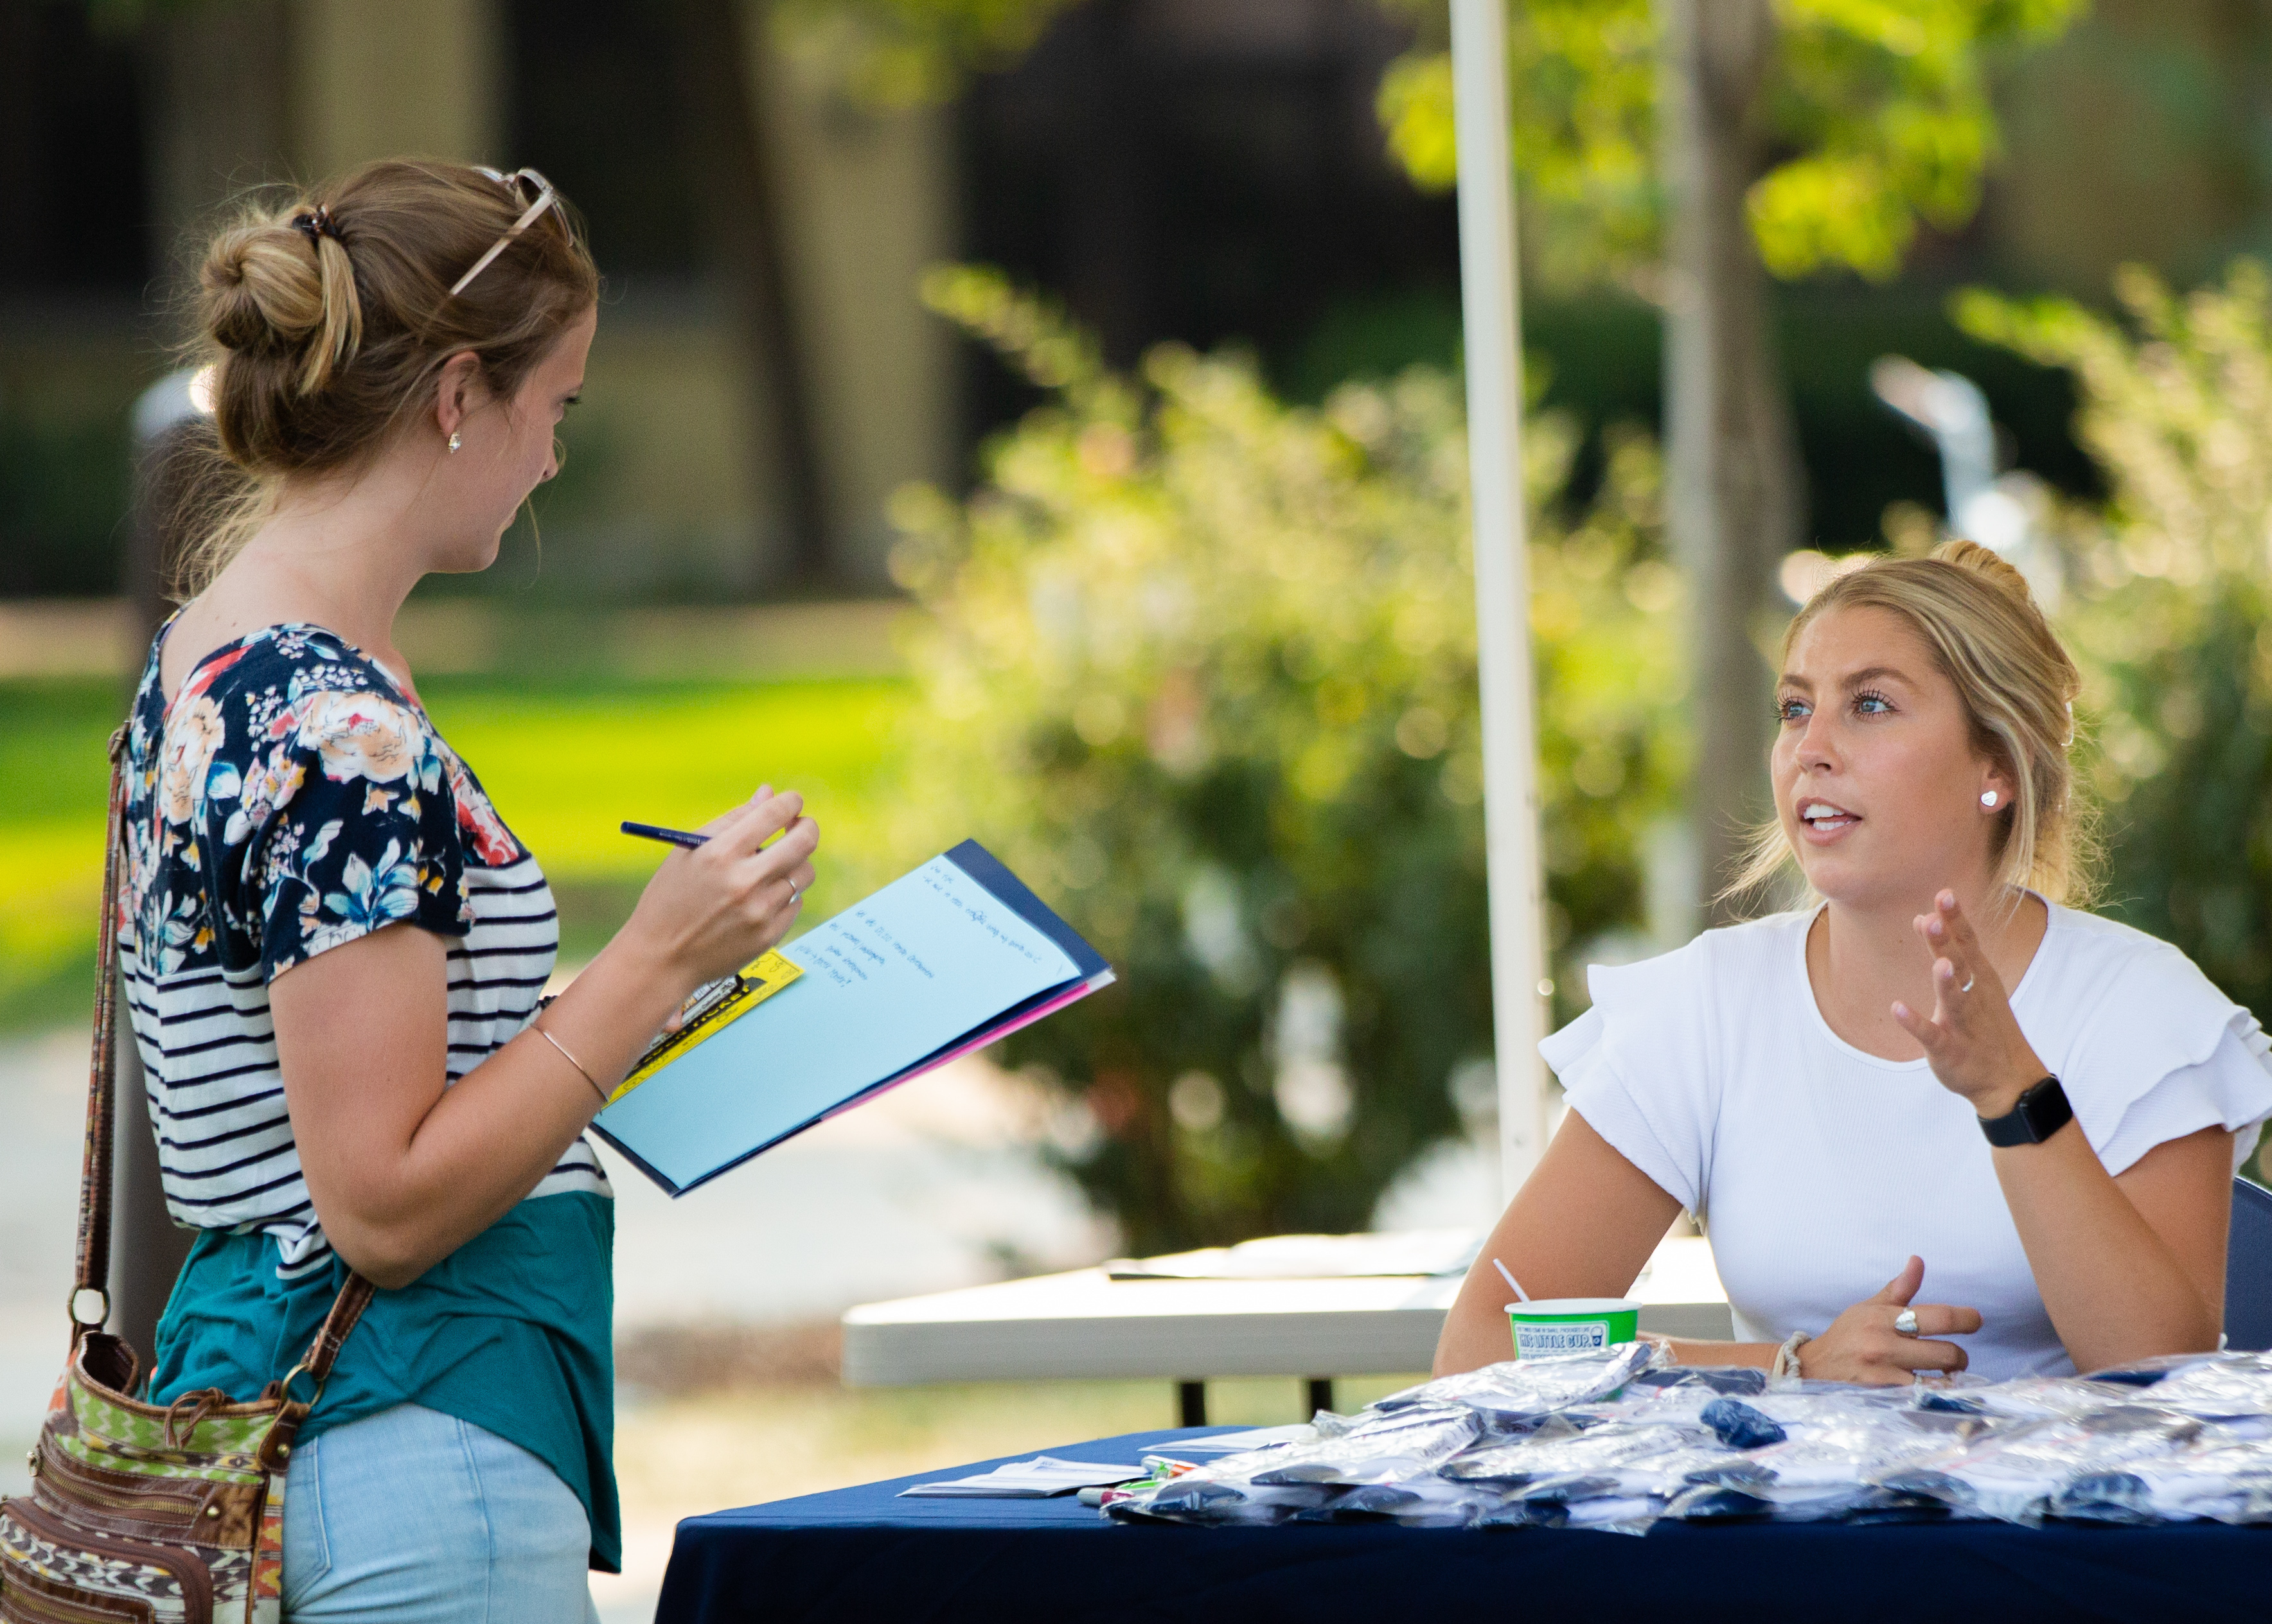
left=1990, top=1116, right=2223, bottom=1372
left=366, top=939, right=687, bottom=1280
left=277, top=923, right=692, bottom=1289
left=1887, top=895, right=2228, bottom=1375
left=1433, top=1111, right=1682, bottom=1375
left=1653, top=1338, right=1780, bottom=1370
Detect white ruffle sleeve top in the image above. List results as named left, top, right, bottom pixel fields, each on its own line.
left=1542, top=903, right=2272, bottom=1380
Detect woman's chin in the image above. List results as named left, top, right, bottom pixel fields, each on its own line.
left=1793, top=845, right=1867, bottom=905
left=1801, top=858, right=1918, bottom=914
left=435, top=535, right=506, bottom=576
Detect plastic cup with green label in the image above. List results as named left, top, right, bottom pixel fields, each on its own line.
left=1505, top=1297, right=1640, bottom=1360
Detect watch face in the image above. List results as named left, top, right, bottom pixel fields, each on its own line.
left=1985, top=1077, right=2071, bottom=1147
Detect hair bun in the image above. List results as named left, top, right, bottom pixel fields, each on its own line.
left=199, top=222, right=325, bottom=355
left=1931, top=538, right=2036, bottom=609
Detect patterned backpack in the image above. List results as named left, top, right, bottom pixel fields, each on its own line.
left=0, top=731, right=371, bottom=1624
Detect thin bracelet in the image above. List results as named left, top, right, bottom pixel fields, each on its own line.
left=533, top=1022, right=609, bottom=1104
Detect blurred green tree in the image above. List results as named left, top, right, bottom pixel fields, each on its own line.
left=1374, top=0, right=2082, bottom=928
left=770, top=0, right=1085, bottom=106
left=1377, top=0, right=2082, bottom=288
left=1958, top=261, right=2272, bottom=1023
left=885, top=269, right=1684, bottom=1251
left=668, top=0, right=1075, bottom=587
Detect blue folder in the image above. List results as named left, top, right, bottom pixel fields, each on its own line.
left=590, top=840, right=1112, bottom=1196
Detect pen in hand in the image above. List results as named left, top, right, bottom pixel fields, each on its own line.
left=619, top=821, right=708, bottom=850
left=624, top=785, right=800, bottom=852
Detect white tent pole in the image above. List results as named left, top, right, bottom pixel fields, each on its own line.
left=1449, top=0, right=1551, bottom=1202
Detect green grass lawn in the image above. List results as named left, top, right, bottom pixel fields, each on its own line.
left=0, top=674, right=914, bottom=1030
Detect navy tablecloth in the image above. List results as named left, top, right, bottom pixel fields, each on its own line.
left=655, top=1425, right=2272, bottom=1624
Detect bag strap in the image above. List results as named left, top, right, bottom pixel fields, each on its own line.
left=255, top=1269, right=378, bottom=1472
left=70, top=726, right=130, bottom=1333
left=73, top=721, right=373, bottom=1383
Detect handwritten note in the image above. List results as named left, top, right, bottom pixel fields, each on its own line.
left=594, top=853, right=1086, bottom=1192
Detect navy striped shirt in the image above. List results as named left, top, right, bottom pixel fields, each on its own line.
left=121, top=622, right=609, bottom=1278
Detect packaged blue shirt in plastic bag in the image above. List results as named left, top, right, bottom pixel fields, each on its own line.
left=1876, top=1405, right=2204, bottom=1525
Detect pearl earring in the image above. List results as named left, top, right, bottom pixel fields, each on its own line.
left=447, top=432, right=461, bottom=454
left=1980, top=790, right=2000, bottom=809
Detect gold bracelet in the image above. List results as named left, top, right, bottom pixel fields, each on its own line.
left=533, top=1023, right=608, bottom=1104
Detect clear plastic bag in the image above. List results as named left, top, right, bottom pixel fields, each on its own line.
left=1624, top=1366, right=1771, bottom=1398
left=1662, top=1408, right=1989, bottom=1524
left=1444, top=1419, right=1758, bottom=1537
left=2082, top=1350, right=2232, bottom=1388
left=1289, top=1479, right=1503, bottom=1528
left=2115, top=1352, right=2272, bottom=1421
left=1444, top=1420, right=1732, bottom=1488
left=1110, top=1474, right=1342, bottom=1525
left=1912, top=1375, right=2136, bottom=1421
left=1371, top=1341, right=1667, bottom=1434
left=1108, top=1408, right=1483, bottom=1525
left=1247, top=1402, right=1481, bottom=1486
left=1664, top=1480, right=1942, bottom=1524
left=1477, top=1490, right=1666, bottom=1535
left=1563, top=1369, right=1802, bottom=1432
left=1875, top=1404, right=2205, bottom=1525
left=2046, top=1424, right=2272, bottom=1525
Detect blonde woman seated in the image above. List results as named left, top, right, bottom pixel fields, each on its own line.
left=1436, top=541, right=2272, bottom=1384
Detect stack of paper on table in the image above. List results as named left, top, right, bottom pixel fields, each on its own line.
left=1171, top=1424, right=1318, bottom=1452
left=900, top=1458, right=1148, bottom=1498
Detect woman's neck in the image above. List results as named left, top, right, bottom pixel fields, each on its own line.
left=1806, top=881, right=2047, bottom=1062
left=170, top=461, right=437, bottom=702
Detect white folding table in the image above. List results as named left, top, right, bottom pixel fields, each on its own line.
left=842, top=1235, right=1733, bottom=1423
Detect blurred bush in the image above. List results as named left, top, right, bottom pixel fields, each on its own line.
left=1959, top=261, right=2272, bottom=1016
left=885, top=268, right=1684, bottom=1253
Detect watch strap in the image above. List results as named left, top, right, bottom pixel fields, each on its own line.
left=1979, top=1075, right=2072, bottom=1147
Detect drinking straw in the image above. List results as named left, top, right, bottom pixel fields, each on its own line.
left=1493, top=1257, right=1531, bottom=1303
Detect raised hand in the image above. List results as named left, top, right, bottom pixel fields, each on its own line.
left=1800, top=1256, right=1982, bottom=1384
left=1890, top=889, right=2048, bottom=1118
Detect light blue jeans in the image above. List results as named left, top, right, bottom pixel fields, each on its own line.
left=282, top=1404, right=598, bottom=1623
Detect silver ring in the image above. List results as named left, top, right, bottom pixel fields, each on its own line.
left=1959, top=974, right=1976, bottom=994
left=786, top=877, right=801, bottom=904
left=1894, top=1307, right=1919, bottom=1337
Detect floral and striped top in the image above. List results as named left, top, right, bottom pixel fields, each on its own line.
left=120, top=620, right=612, bottom=1278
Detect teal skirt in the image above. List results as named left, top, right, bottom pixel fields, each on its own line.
left=149, top=1190, right=619, bottom=1573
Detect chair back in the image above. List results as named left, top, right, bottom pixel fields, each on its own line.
left=2225, top=1176, right=2272, bottom=1352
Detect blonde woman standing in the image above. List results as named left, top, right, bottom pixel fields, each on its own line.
left=126, top=161, right=817, bottom=1620
left=1436, top=542, right=2272, bottom=1383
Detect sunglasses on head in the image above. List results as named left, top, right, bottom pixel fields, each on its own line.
left=450, top=166, right=570, bottom=297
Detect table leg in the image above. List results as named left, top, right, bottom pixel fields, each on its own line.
left=1177, top=1381, right=1207, bottom=1427
left=1305, top=1377, right=1335, bottom=1417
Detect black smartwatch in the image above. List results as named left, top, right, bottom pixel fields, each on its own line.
left=1978, top=1075, right=2073, bottom=1147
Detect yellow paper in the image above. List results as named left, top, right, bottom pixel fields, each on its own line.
left=608, top=950, right=804, bottom=1104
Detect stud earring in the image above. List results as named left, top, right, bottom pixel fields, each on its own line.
left=1980, top=790, right=2000, bottom=809
left=447, top=432, right=461, bottom=454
